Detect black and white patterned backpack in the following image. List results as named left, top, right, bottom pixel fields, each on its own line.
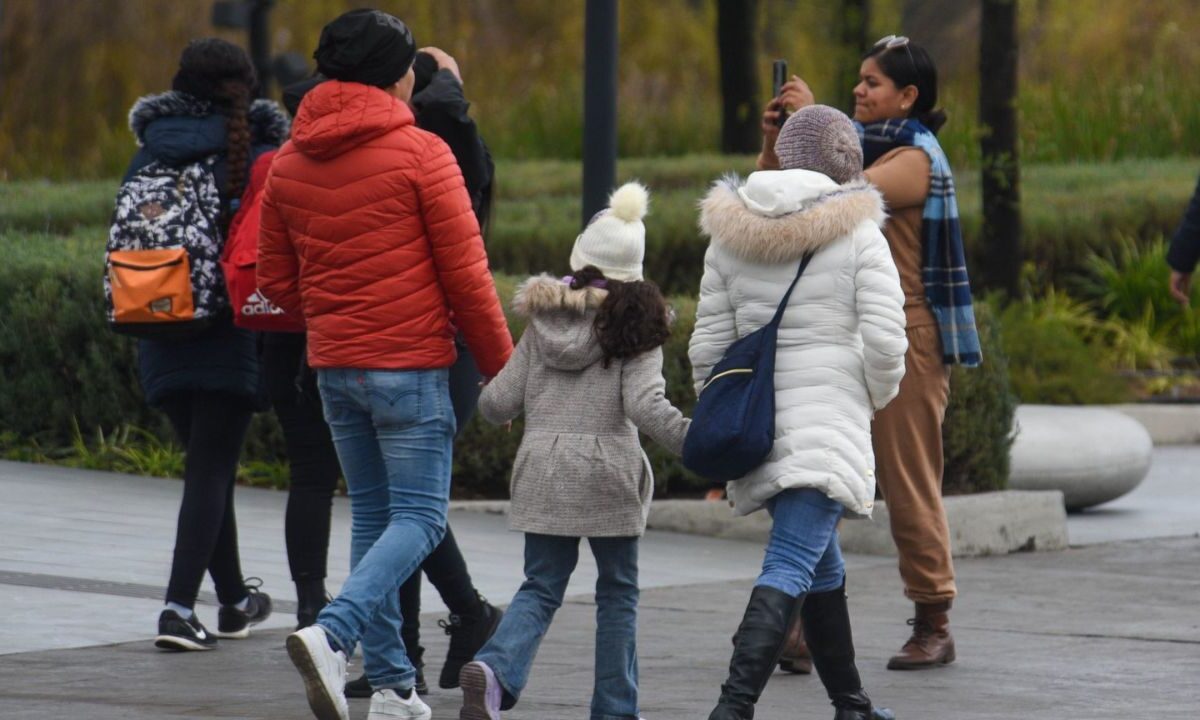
left=104, top=157, right=229, bottom=337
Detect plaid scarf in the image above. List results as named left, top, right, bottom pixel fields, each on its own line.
left=856, top=119, right=982, bottom=367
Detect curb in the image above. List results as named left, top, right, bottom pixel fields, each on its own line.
left=1107, top=403, right=1200, bottom=446
left=450, top=490, right=1070, bottom=558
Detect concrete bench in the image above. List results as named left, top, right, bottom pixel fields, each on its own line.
left=1008, top=405, right=1152, bottom=511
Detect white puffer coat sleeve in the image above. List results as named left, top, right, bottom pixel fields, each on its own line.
left=854, top=225, right=908, bottom=410
left=689, top=244, right=738, bottom=395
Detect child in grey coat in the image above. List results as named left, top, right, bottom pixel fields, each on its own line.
left=459, top=182, right=689, bottom=720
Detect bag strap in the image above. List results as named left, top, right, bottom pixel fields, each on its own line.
left=767, top=251, right=815, bottom=328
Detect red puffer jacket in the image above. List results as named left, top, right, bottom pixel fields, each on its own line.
left=257, top=80, right=512, bottom=376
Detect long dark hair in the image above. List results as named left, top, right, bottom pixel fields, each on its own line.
left=172, top=38, right=257, bottom=206
left=569, top=266, right=671, bottom=367
left=863, top=39, right=946, bottom=134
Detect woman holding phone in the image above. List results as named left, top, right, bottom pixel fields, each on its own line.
left=758, top=36, right=982, bottom=672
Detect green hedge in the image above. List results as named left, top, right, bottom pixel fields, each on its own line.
left=5, top=156, right=1198, bottom=297
left=0, top=226, right=1012, bottom=496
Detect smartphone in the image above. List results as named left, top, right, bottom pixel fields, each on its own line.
left=772, top=59, right=788, bottom=127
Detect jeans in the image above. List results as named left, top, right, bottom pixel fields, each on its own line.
left=400, top=338, right=485, bottom=648
left=314, top=367, right=454, bottom=691
left=756, top=488, right=847, bottom=597
left=263, top=332, right=341, bottom=584
left=160, top=390, right=253, bottom=608
left=476, top=534, right=640, bottom=720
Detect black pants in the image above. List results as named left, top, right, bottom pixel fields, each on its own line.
left=266, top=333, right=481, bottom=633
left=263, top=332, right=342, bottom=584
left=161, top=390, right=253, bottom=608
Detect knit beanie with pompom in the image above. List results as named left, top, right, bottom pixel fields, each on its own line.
left=569, top=182, right=649, bottom=282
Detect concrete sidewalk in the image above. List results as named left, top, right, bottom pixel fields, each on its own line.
left=1, top=459, right=1199, bottom=718
left=0, top=461, right=770, bottom=655
left=0, top=537, right=1197, bottom=719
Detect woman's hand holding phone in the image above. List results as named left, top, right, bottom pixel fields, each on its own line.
left=760, top=68, right=816, bottom=170
left=761, top=76, right=815, bottom=143
left=779, top=76, right=815, bottom=114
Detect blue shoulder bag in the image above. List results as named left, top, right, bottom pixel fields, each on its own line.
left=682, top=251, right=815, bottom=482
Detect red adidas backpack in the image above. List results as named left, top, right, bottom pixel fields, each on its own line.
left=221, top=151, right=305, bottom=332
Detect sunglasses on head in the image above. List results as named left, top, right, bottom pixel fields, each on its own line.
left=873, top=34, right=921, bottom=86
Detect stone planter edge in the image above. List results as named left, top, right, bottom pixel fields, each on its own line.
left=449, top=490, right=1069, bottom=558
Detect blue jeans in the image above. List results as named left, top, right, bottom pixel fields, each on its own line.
left=756, top=488, right=846, bottom=597
left=313, top=368, right=454, bottom=691
left=476, top=534, right=641, bottom=720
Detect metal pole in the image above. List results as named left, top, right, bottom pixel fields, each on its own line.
left=582, top=0, right=618, bottom=228
left=249, top=0, right=273, bottom=98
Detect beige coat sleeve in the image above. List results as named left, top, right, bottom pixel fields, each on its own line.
left=477, top=330, right=533, bottom=425
left=622, top=347, right=690, bottom=456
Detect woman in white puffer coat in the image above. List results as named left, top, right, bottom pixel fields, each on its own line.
left=692, top=105, right=905, bottom=720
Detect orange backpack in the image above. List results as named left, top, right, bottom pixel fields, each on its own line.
left=105, top=157, right=227, bottom=336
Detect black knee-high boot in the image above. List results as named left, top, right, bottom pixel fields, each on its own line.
left=708, top=585, right=801, bottom=720
left=801, top=580, right=895, bottom=720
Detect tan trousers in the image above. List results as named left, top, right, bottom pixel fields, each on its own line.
left=871, top=324, right=957, bottom=603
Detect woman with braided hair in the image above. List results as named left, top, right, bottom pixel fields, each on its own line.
left=121, top=38, right=290, bottom=650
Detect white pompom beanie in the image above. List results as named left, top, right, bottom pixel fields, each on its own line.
left=569, top=181, right=649, bottom=282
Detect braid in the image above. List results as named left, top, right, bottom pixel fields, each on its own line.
left=219, top=80, right=253, bottom=202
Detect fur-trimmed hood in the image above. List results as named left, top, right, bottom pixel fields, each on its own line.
left=512, top=274, right=607, bottom=371
left=699, top=170, right=886, bottom=264
left=129, top=90, right=290, bottom=148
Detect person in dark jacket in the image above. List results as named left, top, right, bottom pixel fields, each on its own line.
left=271, top=46, right=503, bottom=697
left=1168, top=174, right=1200, bottom=306
left=124, top=38, right=289, bottom=651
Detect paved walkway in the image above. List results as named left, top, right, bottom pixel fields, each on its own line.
left=1066, top=445, right=1200, bottom=544
left=1, top=454, right=1198, bottom=718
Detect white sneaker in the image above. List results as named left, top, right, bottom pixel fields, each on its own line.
left=368, top=688, right=432, bottom=719
left=286, top=625, right=349, bottom=720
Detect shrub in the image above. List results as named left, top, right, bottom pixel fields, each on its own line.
left=994, top=291, right=1133, bottom=404
left=1076, top=236, right=1200, bottom=360
left=0, top=229, right=163, bottom=445
left=0, top=241, right=1017, bottom=497
left=943, top=302, right=1017, bottom=495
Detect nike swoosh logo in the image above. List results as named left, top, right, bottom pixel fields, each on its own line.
left=193, top=627, right=207, bottom=640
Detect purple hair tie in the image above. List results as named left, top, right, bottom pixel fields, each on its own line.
left=561, top=275, right=607, bottom=289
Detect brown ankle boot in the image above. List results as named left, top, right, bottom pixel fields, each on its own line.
left=777, top=610, right=812, bottom=674
left=886, top=601, right=956, bottom=670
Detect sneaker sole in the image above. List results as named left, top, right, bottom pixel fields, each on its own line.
left=213, top=626, right=251, bottom=639
left=286, top=633, right=348, bottom=720
left=154, top=635, right=214, bottom=651
left=458, top=663, right=499, bottom=720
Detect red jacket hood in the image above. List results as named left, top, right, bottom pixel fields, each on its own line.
left=291, top=80, right=414, bottom=160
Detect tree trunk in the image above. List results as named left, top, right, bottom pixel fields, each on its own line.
left=717, top=0, right=759, bottom=154
left=838, top=0, right=869, bottom=113
left=979, top=0, right=1021, bottom=296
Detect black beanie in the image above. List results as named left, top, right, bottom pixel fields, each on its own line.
left=412, top=51, right=438, bottom=95
left=313, top=9, right=416, bottom=89
left=282, top=75, right=325, bottom=117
